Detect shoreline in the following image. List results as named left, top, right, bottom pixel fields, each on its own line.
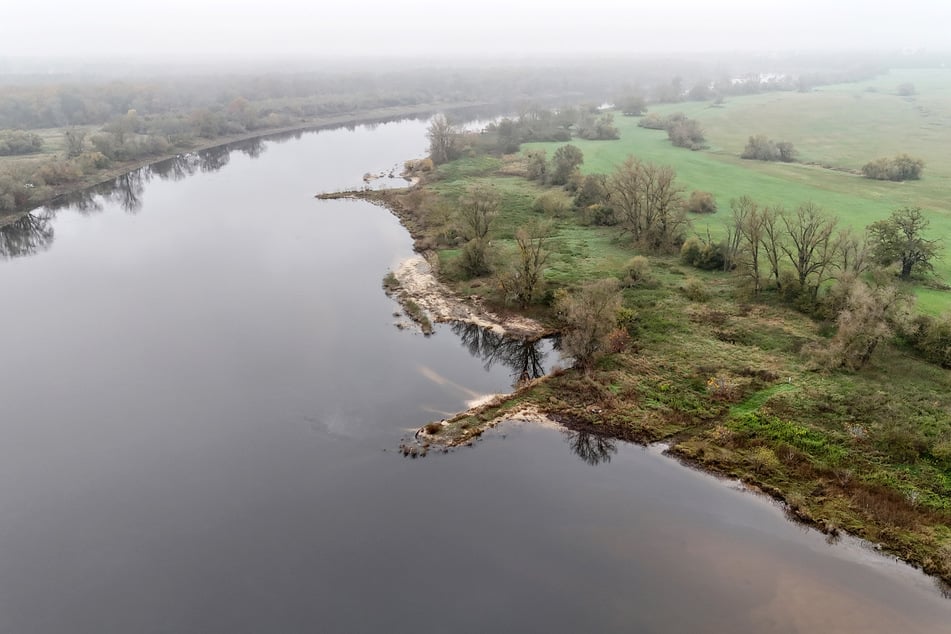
left=0, top=100, right=492, bottom=228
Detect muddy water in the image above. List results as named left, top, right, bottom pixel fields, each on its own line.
left=0, top=119, right=947, bottom=633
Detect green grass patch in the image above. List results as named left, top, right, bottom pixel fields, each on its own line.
left=523, top=69, right=951, bottom=313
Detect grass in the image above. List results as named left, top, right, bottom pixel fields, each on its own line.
left=523, top=69, right=951, bottom=313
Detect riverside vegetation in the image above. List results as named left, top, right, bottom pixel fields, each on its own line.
left=368, top=71, right=951, bottom=585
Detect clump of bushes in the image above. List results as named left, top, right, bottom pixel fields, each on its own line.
left=637, top=112, right=707, bottom=150
left=665, top=114, right=706, bottom=150
left=0, top=130, right=43, bottom=156
left=862, top=154, right=924, bottom=181
left=680, top=236, right=725, bottom=270
left=636, top=112, right=668, bottom=130
left=685, top=190, right=717, bottom=214
left=741, top=135, right=796, bottom=162
left=902, top=314, right=951, bottom=367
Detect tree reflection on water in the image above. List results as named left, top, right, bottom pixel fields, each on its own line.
left=563, top=429, right=618, bottom=466
left=0, top=211, right=55, bottom=259
left=450, top=322, right=549, bottom=387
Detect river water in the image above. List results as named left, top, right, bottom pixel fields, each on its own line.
left=0, top=119, right=948, bottom=633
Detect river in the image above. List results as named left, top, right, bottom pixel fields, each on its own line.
left=0, top=118, right=948, bottom=633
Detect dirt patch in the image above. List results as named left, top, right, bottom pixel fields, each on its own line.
left=390, top=254, right=552, bottom=340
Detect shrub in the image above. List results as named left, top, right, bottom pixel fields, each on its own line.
left=573, top=173, right=609, bottom=209
left=585, top=203, right=617, bottom=226
left=680, top=236, right=725, bottom=270
left=0, top=130, right=43, bottom=156
left=667, top=117, right=706, bottom=150
left=748, top=447, right=781, bottom=474
left=931, top=439, right=951, bottom=468
left=616, top=307, right=638, bottom=333
left=685, top=190, right=717, bottom=214
left=606, top=328, right=631, bottom=353
left=533, top=192, right=569, bottom=217
left=862, top=154, right=924, bottom=181
left=637, top=112, right=668, bottom=130
left=621, top=256, right=652, bottom=287
left=457, top=238, right=492, bottom=279
left=555, top=279, right=624, bottom=370
left=741, top=135, right=796, bottom=162
left=874, top=423, right=929, bottom=463
left=904, top=314, right=951, bottom=368
left=682, top=277, right=710, bottom=302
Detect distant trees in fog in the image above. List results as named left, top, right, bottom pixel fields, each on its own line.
left=0, top=130, right=43, bottom=156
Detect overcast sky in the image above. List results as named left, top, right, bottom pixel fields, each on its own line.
left=3, top=0, right=949, bottom=60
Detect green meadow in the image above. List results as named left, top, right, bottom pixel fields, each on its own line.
left=524, top=69, right=951, bottom=313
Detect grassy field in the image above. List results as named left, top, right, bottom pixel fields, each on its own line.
left=523, top=69, right=951, bottom=313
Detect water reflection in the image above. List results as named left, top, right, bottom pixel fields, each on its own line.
left=198, top=145, right=231, bottom=173
left=451, top=322, right=550, bottom=387
left=563, top=429, right=618, bottom=465
left=0, top=211, right=55, bottom=259
left=108, top=170, right=146, bottom=213
left=0, top=111, right=503, bottom=261
left=150, top=153, right=200, bottom=182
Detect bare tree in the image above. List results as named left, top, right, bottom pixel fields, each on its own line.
left=427, top=114, right=459, bottom=165
left=64, top=128, right=86, bottom=158
left=608, top=156, right=686, bottom=252
left=761, top=205, right=785, bottom=290
left=730, top=196, right=766, bottom=293
left=456, top=184, right=501, bottom=278
left=780, top=203, right=840, bottom=299
left=498, top=220, right=553, bottom=308
left=837, top=228, right=871, bottom=278
left=457, top=184, right=499, bottom=241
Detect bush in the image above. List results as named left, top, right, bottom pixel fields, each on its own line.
left=606, top=328, right=631, bottom=353
left=680, top=236, right=725, bottom=270
left=904, top=314, right=951, bottom=368
left=682, top=277, right=710, bottom=302
left=685, top=190, right=717, bottom=214
left=0, top=130, right=43, bottom=156
left=637, top=112, right=668, bottom=130
left=573, top=173, right=609, bottom=209
left=931, top=439, right=951, bottom=468
left=748, top=447, right=781, bottom=473
left=621, top=256, right=652, bottom=287
left=555, top=279, right=624, bottom=370
left=874, top=423, right=929, bottom=463
left=584, top=203, right=617, bottom=226
left=741, top=135, right=796, bottom=162
left=457, top=239, right=492, bottom=279
left=533, top=192, right=570, bottom=217
left=667, top=117, right=706, bottom=150
left=862, top=154, right=924, bottom=181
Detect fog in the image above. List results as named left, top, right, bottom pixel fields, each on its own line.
left=3, top=0, right=950, bottom=62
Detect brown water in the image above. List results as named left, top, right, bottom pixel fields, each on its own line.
left=0, top=119, right=948, bottom=633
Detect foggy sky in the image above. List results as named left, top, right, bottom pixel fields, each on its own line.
left=3, top=0, right=949, bottom=60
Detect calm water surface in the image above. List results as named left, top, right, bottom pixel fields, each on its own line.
left=0, top=120, right=948, bottom=633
